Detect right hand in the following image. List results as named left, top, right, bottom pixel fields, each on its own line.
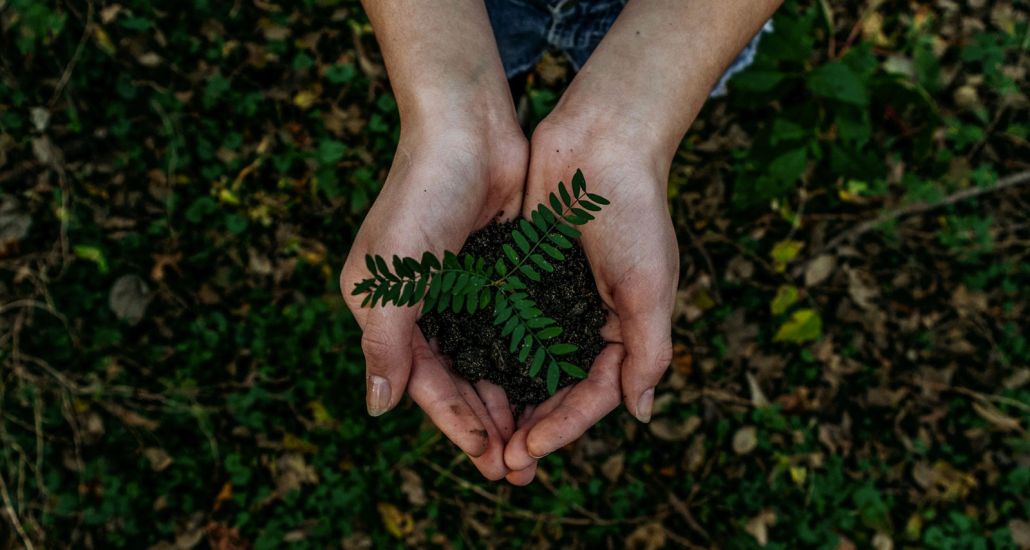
left=340, top=113, right=528, bottom=480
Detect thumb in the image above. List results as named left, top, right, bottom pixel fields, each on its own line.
left=615, top=276, right=675, bottom=423
left=360, top=305, right=418, bottom=416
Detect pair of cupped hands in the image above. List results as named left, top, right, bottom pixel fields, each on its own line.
left=340, top=106, right=679, bottom=485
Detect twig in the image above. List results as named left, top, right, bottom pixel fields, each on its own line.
left=0, top=467, right=34, bottom=550
left=48, top=0, right=94, bottom=107
left=682, top=224, right=722, bottom=304
left=811, top=170, right=1030, bottom=259
left=668, top=488, right=710, bottom=541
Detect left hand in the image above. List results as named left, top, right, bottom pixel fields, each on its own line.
left=502, top=114, right=679, bottom=485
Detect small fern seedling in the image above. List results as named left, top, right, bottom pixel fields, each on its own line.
left=351, top=169, right=609, bottom=394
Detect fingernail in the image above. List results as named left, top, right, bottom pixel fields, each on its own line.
left=529, top=449, right=549, bottom=460
left=636, top=387, right=655, bottom=423
left=367, top=375, right=391, bottom=417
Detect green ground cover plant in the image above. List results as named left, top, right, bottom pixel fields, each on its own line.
left=0, top=0, right=1027, bottom=548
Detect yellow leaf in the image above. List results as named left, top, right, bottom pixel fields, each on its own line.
left=771, top=284, right=799, bottom=315
left=292, top=85, right=322, bottom=109
left=93, top=26, right=116, bottom=55
left=774, top=309, right=823, bottom=344
left=218, top=188, right=240, bottom=205
left=770, top=239, right=804, bottom=273
left=282, top=433, right=317, bottom=454
left=377, top=502, right=413, bottom=538
left=789, top=465, right=807, bottom=486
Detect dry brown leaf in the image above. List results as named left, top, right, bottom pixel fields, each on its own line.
left=733, top=426, right=758, bottom=455
left=745, top=509, right=777, bottom=546
left=143, top=448, right=173, bottom=472
left=624, top=521, right=666, bottom=550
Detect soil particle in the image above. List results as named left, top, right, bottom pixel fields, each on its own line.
left=419, top=222, right=607, bottom=408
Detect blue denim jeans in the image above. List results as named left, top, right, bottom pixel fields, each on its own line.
left=485, top=0, right=773, bottom=97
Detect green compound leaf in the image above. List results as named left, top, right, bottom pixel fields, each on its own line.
left=586, top=192, right=609, bottom=205
left=555, top=223, right=581, bottom=238
left=559, top=182, right=572, bottom=207
left=549, top=193, right=562, bottom=213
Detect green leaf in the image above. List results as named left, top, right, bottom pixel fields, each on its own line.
left=393, top=255, right=411, bottom=278
left=546, top=363, right=560, bottom=394
left=530, top=254, right=554, bottom=273
left=806, top=61, right=868, bottom=106
left=559, top=362, right=587, bottom=378
left=548, top=233, right=573, bottom=249
left=538, top=326, right=562, bottom=339
left=418, top=253, right=438, bottom=271
left=527, top=316, right=554, bottom=328
left=478, top=288, right=491, bottom=309
left=512, top=229, right=530, bottom=253
left=351, top=279, right=375, bottom=296
left=519, top=264, right=540, bottom=282
left=555, top=223, right=581, bottom=238
left=579, top=200, right=600, bottom=212
left=518, top=338, right=532, bottom=362
left=451, top=291, right=465, bottom=313
left=501, top=316, right=519, bottom=336
left=375, top=255, right=394, bottom=281
left=403, top=257, right=422, bottom=276
left=495, top=258, right=508, bottom=276
left=769, top=147, right=808, bottom=185
left=549, top=193, right=563, bottom=214
left=399, top=281, right=414, bottom=304
left=774, top=308, right=823, bottom=344
left=361, top=293, right=372, bottom=307
left=586, top=192, right=609, bottom=205
left=465, top=292, right=477, bottom=314
left=531, top=209, right=548, bottom=232
left=510, top=325, right=526, bottom=353
left=429, top=273, right=442, bottom=299
left=530, top=348, right=546, bottom=376
left=571, top=169, right=586, bottom=195
left=442, top=271, right=457, bottom=291
left=571, top=207, right=594, bottom=221
left=412, top=277, right=428, bottom=305
left=770, top=284, right=799, bottom=315
left=540, top=243, right=565, bottom=261
left=559, top=182, right=572, bottom=207
left=519, top=219, right=538, bottom=241
left=503, top=244, right=519, bottom=264
left=436, top=290, right=451, bottom=312
left=365, top=254, right=377, bottom=275
left=540, top=205, right=557, bottom=224
left=547, top=343, right=578, bottom=355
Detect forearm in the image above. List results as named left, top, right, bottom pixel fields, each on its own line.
left=550, top=0, right=782, bottom=164
left=361, top=1, right=516, bottom=129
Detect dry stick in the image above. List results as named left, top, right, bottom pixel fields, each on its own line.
left=0, top=468, right=34, bottom=550
left=804, top=170, right=1030, bottom=267
left=48, top=0, right=94, bottom=107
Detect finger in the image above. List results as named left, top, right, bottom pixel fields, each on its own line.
left=505, top=464, right=537, bottom=486
left=360, top=306, right=419, bottom=416
left=476, top=380, right=515, bottom=440
left=503, top=386, right=574, bottom=471
left=454, top=380, right=510, bottom=481
left=524, top=344, right=624, bottom=459
left=408, top=335, right=490, bottom=458
left=615, top=283, right=674, bottom=423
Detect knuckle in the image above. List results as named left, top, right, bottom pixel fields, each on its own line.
left=360, top=327, right=395, bottom=365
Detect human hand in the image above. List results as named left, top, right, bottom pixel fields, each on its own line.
left=340, top=113, right=527, bottom=480
left=502, top=115, right=678, bottom=485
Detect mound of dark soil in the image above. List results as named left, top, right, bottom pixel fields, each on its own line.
left=418, top=222, right=606, bottom=407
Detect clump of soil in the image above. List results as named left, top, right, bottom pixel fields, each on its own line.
left=418, top=222, right=606, bottom=407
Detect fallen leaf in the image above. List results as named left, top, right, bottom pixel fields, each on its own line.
left=1008, top=519, right=1030, bottom=548
left=601, top=452, right=625, bottom=481
left=972, top=401, right=1021, bottom=431
left=399, top=468, right=427, bottom=507
left=624, top=521, right=666, bottom=550
left=733, top=426, right=758, bottom=455
left=650, top=416, right=702, bottom=442
left=109, top=274, right=152, bottom=325
left=143, top=448, right=173, bottom=472
left=804, top=254, right=836, bottom=287
left=770, top=239, right=804, bottom=272
left=774, top=309, right=823, bottom=344
left=377, top=502, right=413, bottom=539
left=771, top=284, right=799, bottom=315
left=745, top=509, right=777, bottom=546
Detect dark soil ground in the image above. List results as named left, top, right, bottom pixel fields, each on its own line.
left=419, top=221, right=607, bottom=407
